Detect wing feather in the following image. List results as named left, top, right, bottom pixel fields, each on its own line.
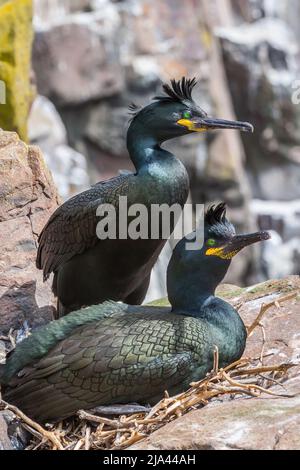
left=36, top=174, right=132, bottom=280
left=4, top=314, right=201, bottom=422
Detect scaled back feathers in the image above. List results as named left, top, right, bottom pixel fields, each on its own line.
left=0, top=302, right=126, bottom=385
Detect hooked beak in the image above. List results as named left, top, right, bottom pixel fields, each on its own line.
left=223, top=231, right=271, bottom=258
left=206, top=231, right=271, bottom=260
left=177, top=117, right=254, bottom=133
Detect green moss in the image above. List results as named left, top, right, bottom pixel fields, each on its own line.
left=146, top=297, right=170, bottom=307
left=216, top=284, right=245, bottom=299
left=0, top=0, right=34, bottom=141
left=246, top=279, right=297, bottom=296
left=146, top=278, right=300, bottom=309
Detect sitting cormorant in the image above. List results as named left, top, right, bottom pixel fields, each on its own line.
left=36, top=78, right=253, bottom=316
left=1, top=204, right=270, bottom=422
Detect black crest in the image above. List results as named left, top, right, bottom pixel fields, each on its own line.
left=154, top=77, right=197, bottom=104
left=205, top=203, right=227, bottom=226
left=128, top=77, right=198, bottom=121
left=205, top=203, right=235, bottom=238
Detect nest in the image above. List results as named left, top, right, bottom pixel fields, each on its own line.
left=0, top=292, right=298, bottom=451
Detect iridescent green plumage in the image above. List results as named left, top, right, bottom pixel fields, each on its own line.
left=1, top=302, right=245, bottom=422
left=1, top=205, right=269, bottom=423
left=36, top=78, right=253, bottom=316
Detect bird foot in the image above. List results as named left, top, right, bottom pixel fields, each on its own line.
left=89, top=404, right=151, bottom=415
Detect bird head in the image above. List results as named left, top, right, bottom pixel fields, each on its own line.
left=129, top=77, right=254, bottom=144
left=201, top=203, right=270, bottom=267
left=167, top=203, right=270, bottom=310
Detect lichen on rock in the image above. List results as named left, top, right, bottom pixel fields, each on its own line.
left=0, top=0, right=35, bottom=142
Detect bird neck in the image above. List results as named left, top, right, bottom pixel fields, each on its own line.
left=167, top=258, right=231, bottom=316
left=168, top=274, right=247, bottom=362
left=127, top=122, right=168, bottom=172
left=169, top=280, right=217, bottom=316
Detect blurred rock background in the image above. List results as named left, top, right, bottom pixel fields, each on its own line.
left=1, top=0, right=300, bottom=302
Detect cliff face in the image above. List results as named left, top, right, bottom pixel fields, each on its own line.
left=0, top=129, right=59, bottom=333
left=29, top=0, right=300, bottom=288
left=31, top=0, right=255, bottom=292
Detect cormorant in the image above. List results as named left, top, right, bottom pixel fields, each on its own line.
left=1, top=204, right=270, bottom=422
left=36, top=78, right=254, bottom=316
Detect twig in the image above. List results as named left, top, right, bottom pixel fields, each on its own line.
left=259, top=323, right=266, bottom=365
left=213, top=345, right=219, bottom=373
left=247, top=292, right=298, bottom=337
left=74, top=439, right=84, bottom=450
left=85, top=426, right=91, bottom=451
left=231, top=363, right=295, bottom=377
left=78, top=410, right=137, bottom=430
left=221, top=371, right=295, bottom=398
left=258, top=374, right=288, bottom=391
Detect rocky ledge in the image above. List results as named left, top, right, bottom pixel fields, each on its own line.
left=0, top=128, right=59, bottom=333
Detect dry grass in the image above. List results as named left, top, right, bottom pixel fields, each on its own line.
left=0, top=292, right=298, bottom=450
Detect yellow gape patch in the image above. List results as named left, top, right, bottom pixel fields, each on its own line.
left=206, top=247, right=239, bottom=260
left=177, top=119, right=207, bottom=132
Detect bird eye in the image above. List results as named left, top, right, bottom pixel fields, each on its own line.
left=207, top=239, right=216, bottom=247
left=182, top=110, right=192, bottom=120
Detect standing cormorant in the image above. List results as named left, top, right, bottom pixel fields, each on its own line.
left=36, top=78, right=253, bottom=316
left=1, top=204, right=269, bottom=422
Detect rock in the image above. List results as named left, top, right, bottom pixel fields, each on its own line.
left=251, top=199, right=300, bottom=279
left=0, top=341, right=5, bottom=364
left=219, top=18, right=300, bottom=201
left=78, top=102, right=129, bottom=160
left=218, top=15, right=300, bottom=283
left=70, top=0, right=92, bottom=12
left=28, top=95, right=90, bottom=199
left=130, top=380, right=300, bottom=450
left=0, top=410, right=29, bottom=450
left=32, top=13, right=124, bottom=106
left=0, top=413, right=13, bottom=450
left=144, top=241, right=173, bottom=303
left=28, top=95, right=67, bottom=148
left=127, top=57, right=161, bottom=92
left=0, top=129, right=60, bottom=333
left=131, top=276, right=300, bottom=450
left=0, top=0, right=35, bottom=141
left=232, top=0, right=300, bottom=42
left=281, top=0, right=300, bottom=43
left=231, top=0, right=264, bottom=23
